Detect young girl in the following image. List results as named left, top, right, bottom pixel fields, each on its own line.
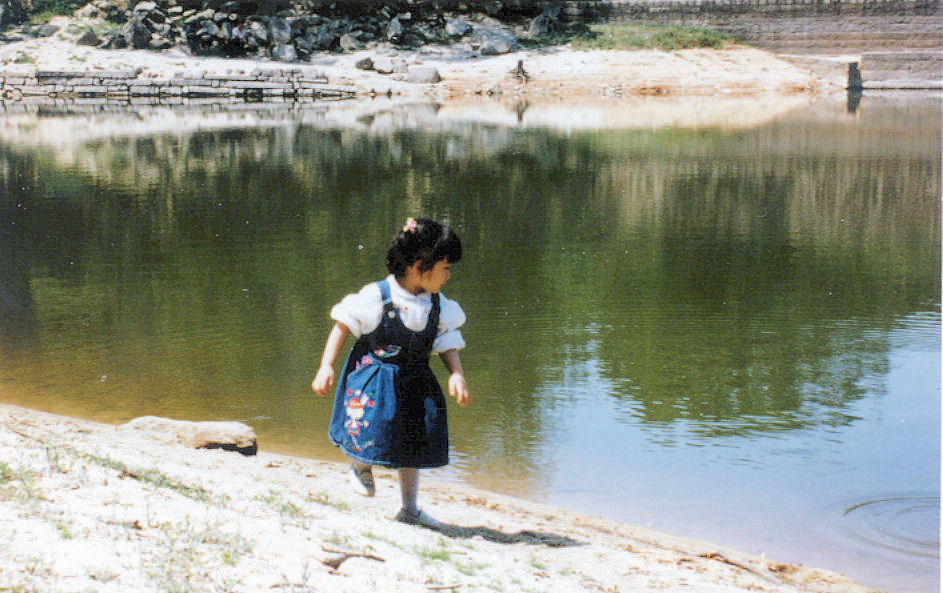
left=312, top=217, right=471, bottom=526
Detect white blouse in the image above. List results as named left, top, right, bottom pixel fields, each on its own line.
left=330, top=275, right=466, bottom=354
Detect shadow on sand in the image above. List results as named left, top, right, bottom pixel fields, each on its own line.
left=419, top=521, right=584, bottom=548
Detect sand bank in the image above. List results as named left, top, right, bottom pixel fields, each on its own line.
left=0, top=404, right=882, bottom=592
left=0, top=18, right=842, bottom=138
left=0, top=15, right=836, bottom=109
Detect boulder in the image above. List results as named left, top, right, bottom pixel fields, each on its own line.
left=445, top=17, right=471, bottom=38
left=355, top=56, right=374, bottom=70
left=473, top=27, right=514, bottom=55
left=149, top=34, right=174, bottom=50
left=403, top=66, right=441, bottom=83
left=246, top=18, right=268, bottom=43
left=184, top=8, right=213, bottom=24
left=103, top=30, right=129, bottom=49
left=338, top=32, right=362, bottom=51
left=294, top=34, right=313, bottom=53
left=119, top=416, right=258, bottom=455
left=386, top=16, right=402, bottom=43
left=198, top=20, right=220, bottom=38
left=76, top=29, right=101, bottom=46
left=272, top=42, right=297, bottom=61
left=268, top=16, right=291, bottom=44
left=75, top=3, right=101, bottom=18
left=312, top=26, right=337, bottom=50
left=527, top=3, right=564, bottom=37
left=122, top=15, right=152, bottom=49
left=35, top=24, right=59, bottom=38
left=372, top=56, right=406, bottom=74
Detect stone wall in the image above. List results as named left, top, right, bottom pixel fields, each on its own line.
left=860, top=50, right=942, bottom=88
left=0, top=69, right=355, bottom=103
left=593, top=0, right=943, bottom=52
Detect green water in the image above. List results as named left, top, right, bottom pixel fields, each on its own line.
left=0, top=94, right=939, bottom=593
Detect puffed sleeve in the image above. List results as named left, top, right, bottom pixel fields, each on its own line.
left=432, top=294, right=467, bottom=354
left=329, top=282, right=383, bottom=338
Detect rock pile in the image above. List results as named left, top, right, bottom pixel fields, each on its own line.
left=71, top=0, right=569, bottom=61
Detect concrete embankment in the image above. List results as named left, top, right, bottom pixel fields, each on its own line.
left=593, top=0, right=942, bottom=89
left=0, top=68, right=354, bottom=103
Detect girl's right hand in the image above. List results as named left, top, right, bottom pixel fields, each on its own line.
left=312, top=365, right=335, bottom=395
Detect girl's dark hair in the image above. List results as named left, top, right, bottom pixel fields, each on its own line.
left=386, top=218, right=462, bottom=277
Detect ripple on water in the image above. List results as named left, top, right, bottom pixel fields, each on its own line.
left=842, top=496, right=940, bottom=559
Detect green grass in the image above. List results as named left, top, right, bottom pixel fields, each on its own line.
left=0, top=461, right=14, bottom=485
left=256, top=489, right=310, bottom=523
left=307, top=490, right=351, bottom=512
left=84, top=453, right=212, bottom=502
left=0, top=461, right=45, bottom=503
left=27, top=0, right=87, bottom=21
left=415, top=539, right=452, bottom=563
left=550, top=22, right=733, bottom=51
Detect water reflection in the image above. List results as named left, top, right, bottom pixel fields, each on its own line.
left=0, top=94, right=939, bottom=593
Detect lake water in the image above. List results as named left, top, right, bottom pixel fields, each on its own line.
left=0, top=93, right=939, bottom=593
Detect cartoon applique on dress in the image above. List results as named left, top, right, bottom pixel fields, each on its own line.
left=343, top=390, right=375, bottom=451
left=328, top=280, right=449, bottom=468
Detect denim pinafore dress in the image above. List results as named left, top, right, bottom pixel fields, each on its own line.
left=328, top=280, right=449, bottom=469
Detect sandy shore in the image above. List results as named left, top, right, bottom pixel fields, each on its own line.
left=0, top=404, right=883, bottom=593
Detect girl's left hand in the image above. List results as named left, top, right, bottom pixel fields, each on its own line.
left=448, top=373, right=471, bottom=408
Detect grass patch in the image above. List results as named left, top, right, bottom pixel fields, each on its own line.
left=307, top=490, right=350, bottom=512
left=0, top=461, right=15, bottom=484
left=363, top=530, right=406, bottom=550
left=55, top=519, right=75, bottom=540
left=142, top=520, right=247, bottom=592
left=415, top=539, right=452, bottom=563
left=455, top=557, right=490, bottom=576
left=323, top=531, right=351, bottom=548
left=0, top=462, right=45, bottom=503
left=27, top=0, right=88, bottom=21
left=538, top=22, right=733, bottom=51
left=256, top=489, right=310, bottom=523
left=84, top=453, right=211, bottom=502
left=529, top=556, right=548, bottom=571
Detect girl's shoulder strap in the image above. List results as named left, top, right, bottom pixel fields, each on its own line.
left=426, top=292, right=441, bottom=335
left=376, top=279, right=393, bottom=312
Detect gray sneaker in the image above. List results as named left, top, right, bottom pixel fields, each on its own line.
left=394, top=508, right=442, bottom=529
left=348, top=464, right=375, bottom=497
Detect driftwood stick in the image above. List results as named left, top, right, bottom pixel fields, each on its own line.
left=697, top=552, right=778, bottom=583
left=319, top=546, right=386, bottom=562
left=2, top=422, right=40, bottom=441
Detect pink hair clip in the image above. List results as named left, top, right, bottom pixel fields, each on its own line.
left=403, top=217, right=418, bottom=233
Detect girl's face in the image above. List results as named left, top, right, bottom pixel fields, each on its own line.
left=417, top=259, right=452, bottom=294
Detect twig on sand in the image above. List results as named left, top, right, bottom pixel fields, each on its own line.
left=319, top=546, right=386, bottom=570
left=427, top=585, right=462, bottom=591
left=2, top=422, right=40, bottom=441
left=697, top=552, right=779, bottom=583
